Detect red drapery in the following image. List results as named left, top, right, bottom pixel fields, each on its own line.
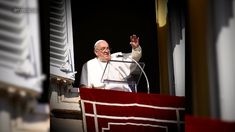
left=80, top=88, right=185, bottom=132
left=185, top=115, right=235, bottom=132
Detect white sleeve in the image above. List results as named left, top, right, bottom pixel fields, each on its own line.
left=112, top=46, right=142, bottom=62
left=130, top=46, right=142, bottom=61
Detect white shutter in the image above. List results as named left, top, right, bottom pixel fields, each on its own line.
left=49, top=0, right=76, bottom=81
left=0, top=0, right=44, bottom=93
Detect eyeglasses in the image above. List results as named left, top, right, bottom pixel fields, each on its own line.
left=96, top=47, right=111, bottom=52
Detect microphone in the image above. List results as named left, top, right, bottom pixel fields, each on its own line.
left=116, top=55, right=124, bottom=58
left=116, top=54, right=150, bottom=94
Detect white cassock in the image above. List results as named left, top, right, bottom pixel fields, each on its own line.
left=80, top=46, right=142, bottom=92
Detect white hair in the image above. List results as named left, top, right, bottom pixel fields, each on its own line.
left=94, top=40, right=106, bottom=48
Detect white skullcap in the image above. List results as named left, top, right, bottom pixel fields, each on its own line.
left=94, top=40, right=106, bottom=48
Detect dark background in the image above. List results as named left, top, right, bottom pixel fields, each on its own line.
left=39, top=0, right=50, bottom=103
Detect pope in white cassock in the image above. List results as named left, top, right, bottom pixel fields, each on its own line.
left=79, top=35, right=142, bottom=92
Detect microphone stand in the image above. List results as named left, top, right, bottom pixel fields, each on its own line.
left=117, top=55, right=150, bottom=94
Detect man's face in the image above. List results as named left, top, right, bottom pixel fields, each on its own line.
left=94, top=40, right=111, bottom=62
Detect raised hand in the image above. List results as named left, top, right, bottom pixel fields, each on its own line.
left=130, top=34, right=139, bottom=49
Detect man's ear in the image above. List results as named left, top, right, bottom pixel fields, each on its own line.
left=94, top=49, right=98, bottom=56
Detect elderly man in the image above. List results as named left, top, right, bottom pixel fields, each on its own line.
left=79, top=35, right=142, bottom=92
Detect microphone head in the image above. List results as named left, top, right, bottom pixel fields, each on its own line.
left=116, top=55, right=124, bottom=58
